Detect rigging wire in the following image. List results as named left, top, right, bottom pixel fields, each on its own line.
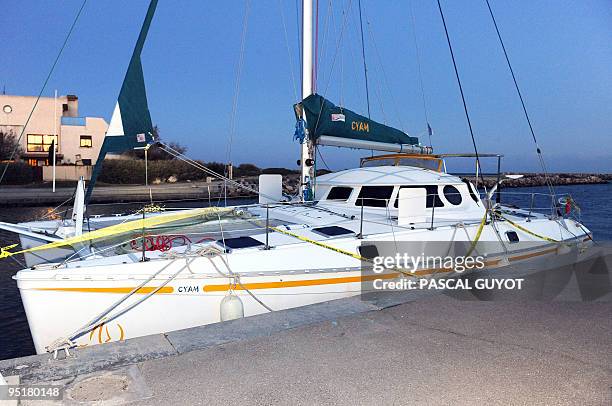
left=337, top=7, right=345, bottom=107
left=364, top=12, right=405, bottom=131
left=0, top=0, right=88, bottom=186
left=226, top=0, right=251, bottom=167
left=278, top=0, right=299, bottom=101
left=297, top=0, right=303, bottom=94
left=316, top=147, right=332, bottom=171
left=312, top=0, right=353, bottom=136
left=316, top=0, right=334, bottom=92
left=357, top=0, right=371, bottom=118
left=436, top=0, right=486, bottom=187
left=320, top=0, right=353, bottom=97
left=408, top=0, right=433, bottom=147
left=484, top=0, right=555, bottom=198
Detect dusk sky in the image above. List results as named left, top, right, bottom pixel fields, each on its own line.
left=2, top=0, right=611, bottom=173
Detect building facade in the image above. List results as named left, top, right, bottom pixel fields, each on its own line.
left=0, top=93, right=107, bottom=167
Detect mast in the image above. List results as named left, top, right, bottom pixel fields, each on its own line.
left=300, top=0, right=315, bottom=201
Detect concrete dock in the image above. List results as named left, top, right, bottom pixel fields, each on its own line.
left=1, top=292, right=610, bottom=405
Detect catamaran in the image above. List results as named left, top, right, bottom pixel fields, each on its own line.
left=1, top=0, right=593, bottom=355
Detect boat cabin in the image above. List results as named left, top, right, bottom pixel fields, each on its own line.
left=314, top=165, right=484, bottom=223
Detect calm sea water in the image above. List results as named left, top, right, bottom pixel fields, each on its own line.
left=0, top=184, right=610, bottom=360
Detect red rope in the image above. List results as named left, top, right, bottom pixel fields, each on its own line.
left=129, top=234, right=217, bottom=252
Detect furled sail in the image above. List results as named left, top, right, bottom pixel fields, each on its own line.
left=295, top=94, right=431, bottom=154
left=85, top=0, right=158, bottom=202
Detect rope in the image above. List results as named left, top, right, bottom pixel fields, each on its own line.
left=158, top=143, right=261, bottom=197
left=226, top=0, right=251, bottom=167
left=484, top=0, right=556, bottom=199
left=0, top=206, right=232, bottom=259
left=466, top=209, right=488, bottom=256
left=364, top=15, right=405, bottom=131
left=315, top=0, right=334, bottom=91
left=46, top=257, right=180, bottom=353
left=0, top=0, right=88, bottom=185
left=495, top=212, right=560, bottom=243
left=278, top=0, right=299, bottom=101
left=436, top=0, right=486, bottom=188
left=409, top=0, right=433, bottom=147
left=357, top=0, right=371, bottom=118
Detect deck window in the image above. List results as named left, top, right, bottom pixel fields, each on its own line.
left=326, top=186, right=353, bottom=201
left=217, top=236, right=264, bottom=250
left=312, top=226, right=354, bottom=237
left=393, top=185, right=444, bottom=208
left=506, top=231, right=520, bottom=243
left=356, top=186, right=394, bottom=208
left=443, top=185, right=462, bottom=206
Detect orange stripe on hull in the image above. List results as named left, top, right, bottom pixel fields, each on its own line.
left=29, top=247, right=558, bottom=294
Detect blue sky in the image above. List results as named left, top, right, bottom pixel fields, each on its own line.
left=2, top=0, right=611, bottom=173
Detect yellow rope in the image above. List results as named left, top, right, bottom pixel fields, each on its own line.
left=465, top=209, right=488, bottom=257
left=0, top=206, right=232, bottom=260
left=268, top=225, right=366, bottom=261
left=495, top=212, right=559, bottom=243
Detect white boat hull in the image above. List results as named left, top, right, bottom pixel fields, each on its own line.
left=16, top=230, right=592, bottom=354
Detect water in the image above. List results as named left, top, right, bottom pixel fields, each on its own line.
left=499, top=184, right=612, bottom=240
left=0, top=184, right=610, bottom=360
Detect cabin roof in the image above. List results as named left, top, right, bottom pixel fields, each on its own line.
left=316, top=166, right=460, bottom=186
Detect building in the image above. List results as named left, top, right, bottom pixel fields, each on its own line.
left=0, top=93, right=107, bottom=168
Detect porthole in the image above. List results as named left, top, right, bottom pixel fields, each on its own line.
left=443, top=185, right=462, bottom=206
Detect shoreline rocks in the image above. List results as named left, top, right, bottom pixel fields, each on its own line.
left=462, top=173, right=610, bottom=188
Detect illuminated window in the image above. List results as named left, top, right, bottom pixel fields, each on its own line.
left=26, top=158, right=46, bottom=166
left=80, top=135, right=93, bottom=148
left=27, top=134, right=57, bottom=152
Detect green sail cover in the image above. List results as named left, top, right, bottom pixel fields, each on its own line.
left=86, top=0, right=157, bottom=203
left=297, top=94, right=419, bottom=146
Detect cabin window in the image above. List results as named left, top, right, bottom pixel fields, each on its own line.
left=443, top=185, right=462, bottom=206
left=326, top=186, right=353, bottom=201
left=80, top=135, right=93, bottom=148
left=355, top=186, right=394, bottom=207
left=506, top=231, right=520, bottom=243
left=393, top=185, right=444, bottom=208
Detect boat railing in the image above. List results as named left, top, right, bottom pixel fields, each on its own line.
left=490, top=190, right=572, bottom=220
left=53, top=189, right=575, bottom=265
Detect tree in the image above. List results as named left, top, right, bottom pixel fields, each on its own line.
left=122, top=126, right=187, bottom=160
left=235, top=163, right=261, bottom=177
left=0, top=129, right=22, bottom=161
